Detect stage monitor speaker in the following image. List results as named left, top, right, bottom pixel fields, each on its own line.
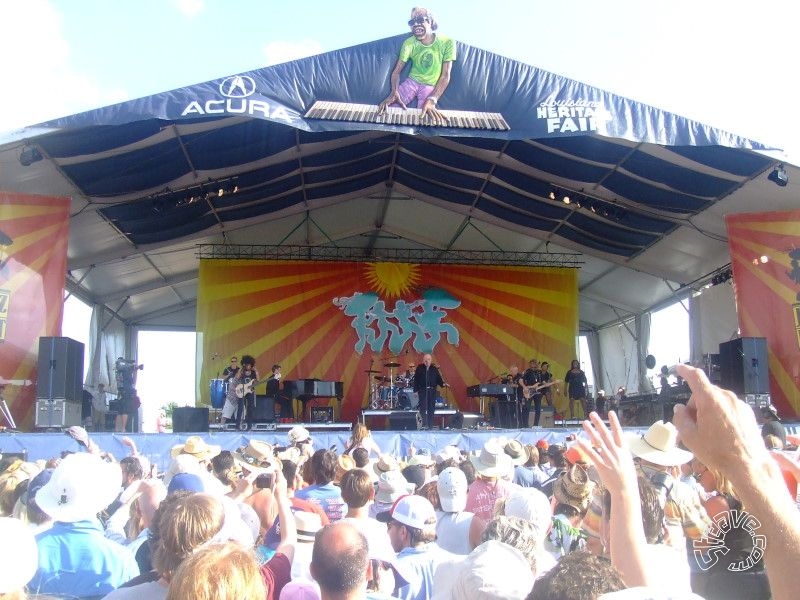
left=250, top=396, right=275, bottom=422
left=719, top=337, right=769, bottom=396
left=37, top=337, right=84, bottom=403
left=531, top=407, right=555, bottom=428
left=388, top=411, right=421, bottom=431
left=310, top=406, right=334, bottom=423
left=173, top=407, right=209, bottom=432
left=494, top=400, right=519, bottom=428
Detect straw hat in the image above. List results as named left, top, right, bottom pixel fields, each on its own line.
left=335, top=454, right=356, bottom=484
left=375, top=469, right=415, bottom=504
left=295, top=510, right=324, bottom=542
left=170, top=436, right=221, bottom=461
left=628, top=421, right=692, bottom=467
left=553, top=464, right=594, bottom=513
left=288, top=426, right=311, bottom=444
left=373, top=453, right=400, bottom=477
left=234, top=440, right=275, bottom=474
left=472, top=440, right=513, bottom=478
left=34, top=453, right=121, bottom=522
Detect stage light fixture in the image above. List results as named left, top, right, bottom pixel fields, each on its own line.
left=768, top=164, right=788, bottom=187
left=562, top=195, right=570, bottom=204
left=19, top=146, right=43, bottom=166
left=548, top=190, right=556, bottom=201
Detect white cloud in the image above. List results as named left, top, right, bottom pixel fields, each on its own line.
left=263, top=40, right=324, bottom=66
left=171, top=0, right=205, bottom=18
left=0, top=0, right=129, bottom=133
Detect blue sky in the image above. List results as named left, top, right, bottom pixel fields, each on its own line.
left=3, top=0, right=800, bottom=158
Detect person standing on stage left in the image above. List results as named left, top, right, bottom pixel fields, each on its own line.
left=237, top=355, right=259, bottom=431
left=413, top=353, right=448, bottom=429
left=522, top=359, right=544, bottom=427
left=502, top=365, right=525, bottom=428
left=219, top=356, right=240, bottom=426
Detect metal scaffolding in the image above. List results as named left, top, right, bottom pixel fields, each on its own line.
left=196, top=244, right=583, bottom=267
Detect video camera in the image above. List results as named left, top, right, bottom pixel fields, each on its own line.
left=115, top=357, right=144, bottom=372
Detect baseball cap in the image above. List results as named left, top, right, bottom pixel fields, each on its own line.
left=437, top=467, right=468, bottom=513
left=376, top=494, right=436, bottom=529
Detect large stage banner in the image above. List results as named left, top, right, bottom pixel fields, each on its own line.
left=0, top=192, right=70, bottom=429
left=197, top=260, right=578, bottom=422
left=726, top=210, right=800, bottom=416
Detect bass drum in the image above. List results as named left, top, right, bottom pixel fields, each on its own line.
left=397, top=388, right=419, bottom=409
left=210, top=378, right=227, bottom=409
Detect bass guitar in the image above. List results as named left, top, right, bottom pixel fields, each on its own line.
left=234, top=373, right=279, bottom=399
left=521, top=379, right=558, bottom=400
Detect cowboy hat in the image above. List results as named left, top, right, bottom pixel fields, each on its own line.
left=288, top=426, right=311, bottom=444
left=34, top=453, right=121, bottom=522
left=373, top=453, right=400, bottom=477
left=472, top=440, right=513, bottom=478
left=503, top=440, right=527, bottom=466
left=234, top=440, right=275, bottom=474
left=628, top=420, right=692, bottom=466
left=170, top=435, right=221, bottom=461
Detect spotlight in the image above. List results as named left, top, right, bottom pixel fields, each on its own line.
left=590, top=204, right=597, bottom=214
left=548, top=190, right=556, bottom=201
left=768, top=164, right=788, bottom=187
left=19, top=146, right=43, bottom=166
left=575, top=198, right=582, bottom=209
left=760, top=255, right=769, bottom=264
left=562, top=195, right=570, bottom=205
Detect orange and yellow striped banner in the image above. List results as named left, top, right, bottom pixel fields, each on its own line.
left=197, top=260, right=578, bottom=422
left=0, top=192, right=70, bottom=429
left=726, top=211, right=800, bottom=416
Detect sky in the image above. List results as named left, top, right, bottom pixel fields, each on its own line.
left=2, top=0, right=800, bottom=158
left=7, top=0, right=764, bottom=414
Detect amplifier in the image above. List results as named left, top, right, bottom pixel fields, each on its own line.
left=35, top=399, right=82, bottom=428
left=530, top=407, right=555, bottom=428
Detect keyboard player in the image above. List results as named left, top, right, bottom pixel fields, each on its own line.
left=501, top=365, right=524, bottom=428
left=377, top=6, right=455, bottom=127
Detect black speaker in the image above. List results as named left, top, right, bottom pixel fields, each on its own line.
left=250, top=396, right=275, bottom=422
left=719, top=337, right=769, bottom=396
left=494, top=401, right=519, bottom=428
left=37, top=337, right=84, bottom=402
left=173, top=407, right=209, bottom=432
left=388, top=411, right=421, bottom=431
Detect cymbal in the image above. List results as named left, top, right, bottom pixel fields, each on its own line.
left=384, top=362, right=401, bottom=368
left=364, top=369, right=381, bottom=373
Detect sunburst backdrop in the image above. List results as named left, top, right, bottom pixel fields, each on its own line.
left=0, top=192, right=70, bottom=430
left=197, top=259, right=579, bottom=421
left=726, top=210, right=800, bottom=416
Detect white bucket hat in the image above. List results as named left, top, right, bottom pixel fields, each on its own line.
left=472, top=440, right=513, bottom=478
left=35, top=453, right=121, bottom=522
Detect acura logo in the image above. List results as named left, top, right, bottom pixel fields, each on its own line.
left=219, top=75, right=257, bottom=98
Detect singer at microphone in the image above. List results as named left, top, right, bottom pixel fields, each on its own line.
left=412, top=353, right=447, bottom=430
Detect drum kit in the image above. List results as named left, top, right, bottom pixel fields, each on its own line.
left=366, top=361, right=418, bottom=410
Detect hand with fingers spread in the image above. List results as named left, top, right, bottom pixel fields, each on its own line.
left=578, top=411, right=650, bottom=588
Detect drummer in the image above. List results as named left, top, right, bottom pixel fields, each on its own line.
left=219, top=356, right=240, bottom=426
left=403, top=363, right=415, bottom=385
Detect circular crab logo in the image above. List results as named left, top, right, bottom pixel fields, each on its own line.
left=693, top=509, right=766, bottom=572
left=219, top=75, right=256, bottom=98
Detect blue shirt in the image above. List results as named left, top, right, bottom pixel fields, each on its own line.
left=394, top=544, right=452, bottom=600
left=30, top=519, right=140, bottom=598
left=294, top=483, right=345, bottom=521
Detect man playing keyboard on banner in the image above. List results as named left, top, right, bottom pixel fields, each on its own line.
left=377, top=6, right=456, bottom=126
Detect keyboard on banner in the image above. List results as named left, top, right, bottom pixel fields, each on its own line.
left=304, top=101, right=511, bottom=131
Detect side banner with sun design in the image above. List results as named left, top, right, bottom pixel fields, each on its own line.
left=726, top=210, right=800, bottom=417
left=197, top=259, right=578, bottom=421
left=0, top=192, right=70, bottom=430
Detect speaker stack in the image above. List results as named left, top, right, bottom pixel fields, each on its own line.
left=719, top=337, right=769, bottom=398
left=36, top=336, right=84, bottom=402
left=172, top=407, right=210, bottom=432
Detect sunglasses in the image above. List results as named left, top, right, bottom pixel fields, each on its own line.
left=408, top=16, right=431, bottom=26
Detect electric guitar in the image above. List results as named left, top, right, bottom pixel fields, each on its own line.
left=521, top=379, right=558, bottom=400
left=234, top=373, right=279, bottom=399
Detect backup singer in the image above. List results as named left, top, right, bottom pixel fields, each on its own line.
left=413, top=353, right=448, bottom=429
left=564, top=359, right=588, bottom=419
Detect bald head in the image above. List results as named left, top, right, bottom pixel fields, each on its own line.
left=311, top=522, right=368, bottom=596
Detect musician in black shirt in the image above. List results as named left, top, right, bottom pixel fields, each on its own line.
left=523, top=359, right=544, bottom=427
left=266, top=363, right=293, bottom=421
left=413, top=353, right=448, bottom=429
left=502, top=365, right=525, bottom=428
left=236, top=355, right=259, bottom=430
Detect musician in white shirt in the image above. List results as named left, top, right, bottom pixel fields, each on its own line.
left=219, top=356, right=240, bottom=427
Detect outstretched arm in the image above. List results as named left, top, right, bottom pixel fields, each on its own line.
left=378, top=59, right=408, bottom=113
left=674, top=364, right=800, bottom=600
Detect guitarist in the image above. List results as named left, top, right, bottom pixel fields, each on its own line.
left=236, top=355, right=260, bottom=430
left=522, top=359, right=544, bottom=427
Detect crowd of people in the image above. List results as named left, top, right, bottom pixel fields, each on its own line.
left=1, top=365, right=799, bottom=599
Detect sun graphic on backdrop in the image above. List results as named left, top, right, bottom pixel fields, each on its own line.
left=364, top=262, right=421, bottom=298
